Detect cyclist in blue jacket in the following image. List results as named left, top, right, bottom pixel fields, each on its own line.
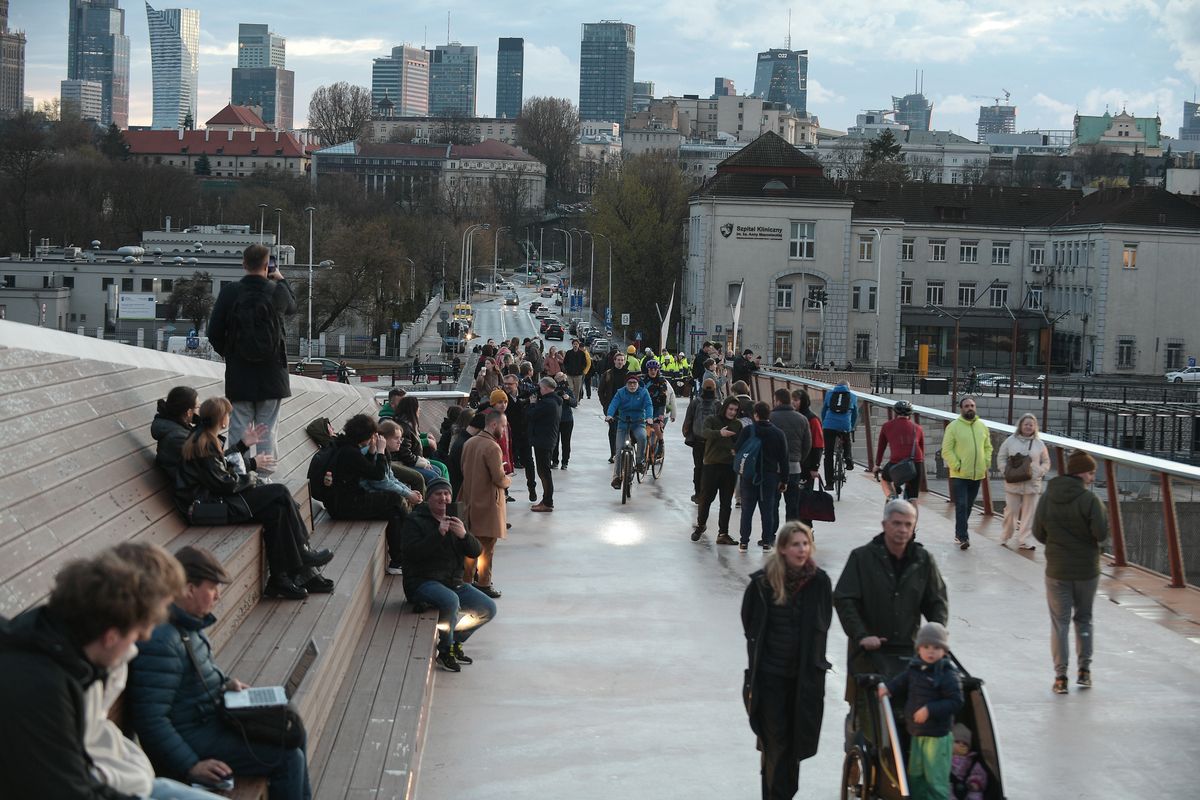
left=606, top=374, right=653, bottom=488
left=821, top=380, right=859, bottom=485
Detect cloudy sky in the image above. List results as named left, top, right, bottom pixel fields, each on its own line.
left=13, top=0, right=1200, bottom=137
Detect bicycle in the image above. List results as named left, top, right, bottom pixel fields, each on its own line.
left=645, top=418, right=666, bottom=480
left=831, top=433, right=848, bottom=501
left=608, top=416, right=648, bottom=504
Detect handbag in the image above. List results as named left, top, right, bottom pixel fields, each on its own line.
left=1004, top=439, right=1034, bottom=483
left=885, top=424, right=920, bottom=486
left=797, top=478, right=836, bottom=522
left=187, top=490, right=252, bottom=525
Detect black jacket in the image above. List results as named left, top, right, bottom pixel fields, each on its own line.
left=741, top=569, right=832, bottom=761
left=207, top=274, right=296, bottom=402
left=682, top=391, right=719, bottom=445
left=526, top=391, right=562, bottom=450
left=0, top=607, right=137, bottom=799
left=154, top=417, right=260, bottom=511
left=732, top=354, right=758, bottom=384
left=734, top=420, right=790, bottom=478
left=769, top=406, right=812, bottom=470
left=326, top=436, right=389, bottom=515
left=597, top=365, right=629, bottom=410
left=446, top=429, right=473, bottom=499
left=175, top=434, right=256, bottom=522
left=562, top=348, right=587, bottom=376
left=399, top=503, right=482, bottom=599
left=555, top=381, right=577, bottom=424
left=885, top=655, right=964, bottom=738
left=801, top=409, right=823, bottom=474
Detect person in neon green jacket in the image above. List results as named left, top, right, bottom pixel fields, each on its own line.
left=940, top=397, right=993, bottom=550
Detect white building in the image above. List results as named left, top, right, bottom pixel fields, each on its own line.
left=816, top=129, right=992, bottom=184
left=370, top=115, right=518, bottom=145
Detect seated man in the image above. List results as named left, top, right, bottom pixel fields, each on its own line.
left=0, top=547, right=177, bottom=799
left=378, top=387, right=406, bottom=420
left=127, top=547, right=313, bottom=800
left=399, top=477, right=497, bottom=673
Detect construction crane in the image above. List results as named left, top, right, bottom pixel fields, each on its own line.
left=972, top=91, right=1013, bottom=106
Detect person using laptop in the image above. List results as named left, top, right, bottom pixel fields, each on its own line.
left=127, top=547, right=313, bottom=800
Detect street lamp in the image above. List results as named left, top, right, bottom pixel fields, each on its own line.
left=273, top=207, right=283, bottom=260
left=492, top=226, right=510, bottom=291
left=257, top=203, right=268, bottom=245
left=459, top=223, right=490, bottom=301
left=594, top=232, right=612, bottom=326
left=924, top=278, right=998, bottom=408
left=553, top=227, right=573, bottom=309
left=577, top=230, right=595, bottom=320
left=868, top=226, right=892, bottom=376
left=304, top=206, right=316, bottom=358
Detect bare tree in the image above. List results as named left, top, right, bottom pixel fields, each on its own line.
left=164, top=271, right=215, bottom=333
left=431, top=117, right=478, bottom=145
left=307, top=82, right=373, bottom=147
left=385, top=125, right=420, bottom=143
left=516, top=96, right=580, bottom=194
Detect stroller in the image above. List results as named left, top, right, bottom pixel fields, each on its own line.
left=841, top=650, right=1006, bottom=799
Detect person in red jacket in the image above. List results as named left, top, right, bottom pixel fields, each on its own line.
left=874, top=400, right=925, bottom=516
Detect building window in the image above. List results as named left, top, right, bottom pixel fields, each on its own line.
left=901, top=238, right=914, bottom=261
left=989, top=283, right=1009, bottom=307
left=900, top=279, right=913, bottom=306
left=926, top=281, right=945, bottom=306
left=868, top=286, right=877, bottom=311
left=959, top=241, right=978, bottom=263
left=1117, top=337, right=1136, bottom=369
left=852, top=286, right=861, bottom=311
left=858, top=236, right=874, bottom=262
left=727, top=283, right=743, bottom=307
left=855, top=332, right=872, bottom=361
left=1029, top=244, right=1045, bottom=266
left=1122, top=243, right=1138, bottom=269
left=161, top=279, right=174, bottom=292
left=141, top=278, right=155, bottom=292
left=1165, top=341, right=1184, bottom=370
left=102, top=277, right=114, bottom=290
left=121, top=278, right=133, bottom=291
left=43, top=275, right=53, bottom=288
left=930, top=240, right=946, bottom=262
left=62, top=276, right=74, bottom=289
left=2, top=275, right=14, bottom=288
left=991, top=242, right=1011, bottom=265
left=1029, top=286, right=1043, bottom=309
left=957, top=282, right=977, bottom=307
left=776, top=284, right=793, bottom=310
left=789, top=222, right=815, bottom=259
left=774, top=330, right=793, bottom=363
left=80, top=314, right=86, bottom=323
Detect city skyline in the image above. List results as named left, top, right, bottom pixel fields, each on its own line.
left=10, top=1, right=1200, bottom=136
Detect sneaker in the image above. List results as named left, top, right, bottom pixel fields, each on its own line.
left=611, top=476, right=622, bottom=490
left=528, top=488, right=538, bottom=501
left=297, top=568, right=335, bottom=593
left=761, top=541, right=774, bottom=552
left=957, top=538, right=970, bottom=551
left=550, top=461, right=558, bottom=468
left=715, top=533, right=738, bottom=546
left=450, top=643, right=473, bottom=665
left=560, top=463, right=568, bottom=470
left=531, top=503, right=553, bottom=512
left=475, top=583, right=502, bottom=598
left=385, top=560, right=403, bottom=576
left=846, top=462, right=855, bottom=471
left=506, top=495, right=515, bottom=503
left=1019, top=543, right=1036, bottom=551
left=1053, top=675, right=1069, bottom=694
left=608, top=456, right=615, bottom=464
left=691, top=524, right=706, bottom=542
left=738, top=541, right=749, bottom=553
left=437, top=650, right=461, bottom=672
left=690, top=494, right=699, bottom=504
left=1077, top=669, right=1092, bottom=688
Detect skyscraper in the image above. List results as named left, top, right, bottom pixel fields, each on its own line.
left=893, top=93, right=932, bottom=132
left=230, top=23, right=293, bottom=129
left=60, top=79, right=104, bottom=121
left=0, top=0, right=25, bottom=116
left=428, top=43, right=477, bottom=117
left=632, top=80, right=654, bottom=113
left=66, top=0, right=129, bottom=127
left=1180, top=101, right=1200, bottom=141
left=372, top=45, right=429, bottom=116
left=495, top=37, right=523, bottom=118
left=977, top=102, right=1016, bottom=139
left=713, top=77, right=735, bottom=98
left=752, top=48, right=807, bottom=114
left=145, top=3, right=199, bottom=129
left=579, top=21, right=635, bottom=124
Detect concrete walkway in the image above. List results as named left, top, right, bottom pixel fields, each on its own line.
left=416, top=295, right=1200, bottom=798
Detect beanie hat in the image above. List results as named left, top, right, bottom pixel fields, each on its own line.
left=425, top=476, right=452, bottom=495
left=916, top=621, right=949, bottom=650
left=489, top=389, right=509, bottom=406
left=1067, top=449, right=1097, bottom=475
left=952, top=723, right=972, bottom=745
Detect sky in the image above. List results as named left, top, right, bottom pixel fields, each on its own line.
left=12, top=0, right=1200, bottom=138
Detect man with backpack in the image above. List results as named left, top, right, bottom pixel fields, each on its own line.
left=821, top=379, right=859, bottom=486
left=733, top=401, right=789, bottom=552
left=207, top=244, right=296, bottom=473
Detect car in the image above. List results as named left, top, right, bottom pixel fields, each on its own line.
left=505, top=292, right=520, bottom=306
left=471, top=281, right=488, bottom=292
left=496, top=281, right=515, bottom=291
left=540, top=287, right=554, bottom=298
left=540, top=317, right=560, bottom=333
left=528, top=301, right=543, bottom=313
left=1166, top=366, right=1200, bottom=383
left=545, top=323, right=565, bottom=340
left=590, top=338, right=610, bottom=352
left=534, top=306, right=553, bottom=319
left=292, top=357, right=355, bottom=377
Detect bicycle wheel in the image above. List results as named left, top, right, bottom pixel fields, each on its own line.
left=650, top=434, right=665, bottom=479
left=621, top=450, right=632, bottom=505
left=834, top=452, right=845, bottom=501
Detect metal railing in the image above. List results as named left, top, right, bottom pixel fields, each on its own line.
left=750, top=369, right=1200, bottom=589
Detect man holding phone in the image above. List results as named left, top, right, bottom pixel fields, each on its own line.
left=207, top=244, right=296, bottom=475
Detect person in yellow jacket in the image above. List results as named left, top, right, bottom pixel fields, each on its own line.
left=660, top=351, right=677, bottom=373
left=677, top=352, right=691, bottom=373
left=941, top=396, right=993, bottom=550
left=625, top=345, right=642, bottom=373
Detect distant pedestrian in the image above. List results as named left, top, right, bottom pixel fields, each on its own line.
left=770, top=388, right=811, bottom=522
left=337, top=360, right=350, bottom=383
left=460, top=411, right=511, bottom=599
left=998, top=413, right=1051, bottom=551
left=792, top=389, right=824, bottom=527
left=682, top=378, right=721, bottom=502
left=562, top=339, right=587, bottom=397
left=734, top=401, right=789, bottom=552
left=527, top=377, right=562, bottom=511
left=941, top=397, right=993, bottom=550
left=552, top=372, right=577, bottom=469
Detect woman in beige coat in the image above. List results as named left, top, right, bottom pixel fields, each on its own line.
left=998, top=413, right=1052, bottom=550
left=460, top=411, right=511, bottom=597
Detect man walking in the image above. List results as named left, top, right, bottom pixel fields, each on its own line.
left=207, top=244, right=296, bottom=470
left=770, top=387, right=812, bottom=522
left=461, top=411, right=511, bottom=599
left=1033, top=450, right=1109, bottom=695
left=941, top=397, right=993, bottom=550
left=733, top=401, right=789, bottom=552
left=526, top=377, right=562, bottom=512
left=561, top=339, right=588, bottom=399
left=502, top=374, right=537, bottom=502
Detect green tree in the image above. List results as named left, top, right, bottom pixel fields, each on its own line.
left=98, top=123, right=128, bottom=160
left=194, top=153, right=211, bottom=176
left=164, top=271, right=215, bottom=333
left=861, top=129, right=908, bottom=182
left=591, top=152, right=691, bottom=349
left=0, top=112, right=53, bottom=254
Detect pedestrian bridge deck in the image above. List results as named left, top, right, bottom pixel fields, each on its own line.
left=417, top=402, right=1200, bottom=799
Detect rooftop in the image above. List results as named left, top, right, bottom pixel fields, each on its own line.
left=205, top=103, right=269, bottom=130
left=123, top=129, right=308, bottom=158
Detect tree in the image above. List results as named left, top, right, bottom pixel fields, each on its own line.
left=431, top=117, right=477, bottom=145
left=164, top=271, right=215, bottom=333
left=386, top=125, right=420, bottom=143
left=183, top=112, right=194, bottom=131
left=0, top=112, right=53, bottom=254
left=516, top=96, right=580, bottom=196
left=308, top=82, right=373, bottom=147
left=194, top=153, right=211, bottom=176
left=98, top=123, right=128, bottom=160
left=861, top=129, right=908, bottom=182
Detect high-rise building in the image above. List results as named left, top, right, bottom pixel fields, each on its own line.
left=0, top=0, right=25, bottom=116
left=146, top=3, right=200, bottom=129
left=230, top=23, right=293, bottom=129
left=60, top=79, right=104, bottom=121
left=752, top=48, right=807, bottom=114
left=633, top=80, right=654, bottom=113
left=713, top=77, right=735, bottom=98
left=977, top=102, right=1016, bottom=140
left=495, top=37, right=523, bottom=119
left=372, top=45, right=429, bottom=117
left=893, top=93, right=932, bottom=132
left=66, top=0, right=129, bottom=127
left=428, top=42, right=477, bottom=117
left=1180, top=101, right=1200, bottom=141
left=579, top=21, right=635, bottom=124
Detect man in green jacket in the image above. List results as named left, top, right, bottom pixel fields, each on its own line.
left=940, top=397, right=993, bottom=550
left=1033, top=450, right=1108, bottom=695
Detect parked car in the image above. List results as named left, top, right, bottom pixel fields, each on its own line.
left=545, top=323, right=565, bottom=341
left=590, top=338, right=610, bottom=352
left=1166, top=366, right=1200, bottom=383
left=540, top=317, right=560, bottom=333
left=471, top=281, right=488, bottom=292
left=292, top=357, right=355, bottom=377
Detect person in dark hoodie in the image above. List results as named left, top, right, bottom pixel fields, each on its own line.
left=770, top=387, right=812, bottom=523
left=503, top=373, right=537, bottom=501
left=0, top=548, right=180, bottom=800
left=551, top=371, right=577, bottom=469
left=435, top=406, right=462, bottom=461
left=527, top=377, right=562, bottom=511
left=734, top=401, right=790, bottom=552
left=447, top=411, right=486, bottom=501
left=792, top=389, right=824, bottom=526
left=598, top=351, right=631, bottom=462
left=682, top=377, right=721, bottom=502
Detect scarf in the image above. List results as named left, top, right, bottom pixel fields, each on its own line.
left=784, top=561, right=817, bottom=596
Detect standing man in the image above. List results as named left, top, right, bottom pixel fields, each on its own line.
left=733, top=401, right=789, bottom=552
left=941, top=397, right=993, bottom=550
left=732, top=348, right=759, bottom=386
left=461, top=411, right=511, bottom=599
left=770, top=387, right=812, bottom=522
left=821, top=379, right=858, bottom=485
left=1033, top=450, right=1108, bottom=695
left=502, top=374, right=537, bottom=502
left=207, top=244, right=296, bottom=471
left=793, top=389, right=825, bottom=525
left=526, top=377, right=562, bottom=512
left=561, top=339, right=588, bottom=399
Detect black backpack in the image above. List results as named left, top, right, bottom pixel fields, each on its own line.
left=307, top=442, right=338, bottom=503
left=229, top=283, right=282, bottom=364
left=829, top=390, right=851, bottom=415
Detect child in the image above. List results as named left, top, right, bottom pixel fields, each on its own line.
left=878, top=622, right=964, bottom=800
left=950, top=723, right=988, bottom=800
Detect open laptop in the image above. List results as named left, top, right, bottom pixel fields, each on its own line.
left=223, top=639, right=320, bottom=709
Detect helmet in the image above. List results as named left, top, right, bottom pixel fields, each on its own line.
left=645, top=359, right=660, bottom=370
left=644, top=347, right=654, bottom=355
left=627, top=345, right=636, bottom=354
left=893, top=400, right=913, bottom=416
left=678, top=352, right=686, bottom=358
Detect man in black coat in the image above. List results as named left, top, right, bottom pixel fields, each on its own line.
left=732, top=348, right=760, bottom=385
left=503, top=373, right=537, bottom=501
left=561, top=339, right=588, bottom=398
left=526, top=377, right=562, bottom=512
left=597, top=351, right=630, bottom=462
left=734, top=401, right=790, bottom=551
left=207, top=244, right=296, bottom=473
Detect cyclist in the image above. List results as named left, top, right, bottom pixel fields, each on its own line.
left=642, top=359, right=675, bottom=462
left=625, top=345, right=642, bottom=373
left=606, top=374, right=653, bottom=489
left=677, top=351, right=691, bottom=375
left=874, top=400, right=925, bottom=514
left=597, top=351, right=631, bottom=463
left=659, top=350, right=677, bottom=374
left=821, top=379, right=858, bottom=487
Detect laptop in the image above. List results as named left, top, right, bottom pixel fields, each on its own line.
left=224, top=685, right=287, bottom=709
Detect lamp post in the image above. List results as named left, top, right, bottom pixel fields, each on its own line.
left=404, top=258, right=415, bottom=302
left=273, top=208, right=283, bottom=260
left=577, top=230, right=595, bottom=320
left=553, top=228, right=572, bottom=303
left=492, top=226, right=509, bottom=291
left=459, top=224, right=490, bottom=301
left=924, top=278, right=997, bottom=408
left=868, top=226, right=892, bottom=376
left=257, top=203, right=268, bottom=245
left=594, top=232, right=612, bottom=325
left=304, top=206, right=315, bottom=358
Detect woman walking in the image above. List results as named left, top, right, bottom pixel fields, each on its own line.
left=741, top=522, right=832, bottom=799
left=998, top=413, right=1051, bottom=550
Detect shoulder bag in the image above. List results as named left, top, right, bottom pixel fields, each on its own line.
left=1004, top=438, right=1034, bottom=483
left=797, top=477, right=836, bottom=522
left=885, top=422, right=920, bottom=486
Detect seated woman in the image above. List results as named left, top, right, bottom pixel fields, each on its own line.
left=378, top=420, right=428, bottom=496
left=324, top=414, right=411, bottom=575
left=177, top=397, right=333, bottom=600
left=394, top=396, right=449, bottom=485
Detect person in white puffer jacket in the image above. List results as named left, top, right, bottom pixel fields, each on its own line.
left=997, top=413, right=1052, bottom=550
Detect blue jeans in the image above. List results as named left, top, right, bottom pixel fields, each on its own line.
left=739, top=473, right=781, bottom=546
left=411, top=581, right=497, bottom=653
left=613, top=423, right=647, bottom=478
left=229, top=399, right=282, bottom=475
left=185, top=725, right=310, bottom=800
left=952, top=478, right=982, bottom=540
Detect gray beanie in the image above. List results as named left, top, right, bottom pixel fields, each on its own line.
left=916, top=621, right=950, bottom=650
